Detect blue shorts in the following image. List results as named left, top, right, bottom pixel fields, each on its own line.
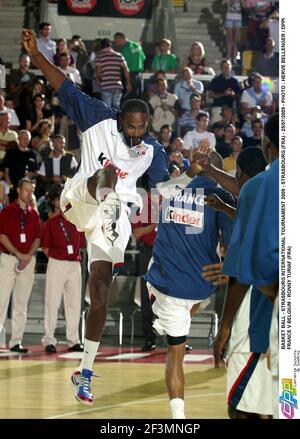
left=225, top=18, right=242, bottom=29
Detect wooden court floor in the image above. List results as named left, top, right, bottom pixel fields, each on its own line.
left=0, top=348, right=228, bottom=419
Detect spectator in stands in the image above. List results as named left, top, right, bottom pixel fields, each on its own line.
left=37, top=22, right=56, bottom=62
left=68, top=35, right=89, bottom=75
left=245, top=0, right=272, bottom=51
left=216, top=123, right=236, bottom=158
left=150, top=38, right=177, bottom=73
left=211, top=122, right=225, bottom=143
left=168, top=161, right=181, bottom=177
left=145, top=70, right=166, bottom=100
left=57, top=53, right=82, bottom=86
left=41, top=183, right=84, bottom=354
left=0, top=178, right=41, bottom=353
left=183, top=111, right=216, bottom=157
left=53, top=38, right=75, bottom=67
left=222, top=0, right=244, bottom=63
left=254, top=37, right=279, bottom=77
left=240, top=72, right=273, bottom=115
left=174, top=67, right=204, bottom=112
left=219, top=104, right=238, bottom=126
left=0, top=164, right=9, bottom=209
left=94, top=38, right=132, bottom=109
left=25, top=93, right=54, bottom=132
left=208, top=59, right=242, bottom=124
left=0, top=111, right=18, bottom=163
left=38, top=134, right=78, bottom=193
left=241, top=105, right=266, bottom=137
left=3, top=130, right=37, bottom=201
left=6, top=54, right=36, bottom=106
left=243, top=118, right=263, bottom=148
left=169, top=135, right=184, bottom=154
left=113, top=32, right=146, bottom=99
left=148, top=78, right=178, bottom=134
left=178, top=92, right=202, bottom=137
left=183, top=41, right=215, bottom=75
left=31, top=119, right=53, bottom=166
left=223, top=135, right=243, bottom=175
left=168, top=151, right=189, bottom=173
left=0, top=91, right=20, bottom=131
left=158, top=124, right=172, bottom=153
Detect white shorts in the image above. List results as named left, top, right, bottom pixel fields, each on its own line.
left=227, top=352, right=273, bottom=415
left=147, top=283, right=200, bottom=337
left=61, top=176, right=131, bottom=270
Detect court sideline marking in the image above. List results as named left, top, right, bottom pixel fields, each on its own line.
left=47, top=392, right=226, bottom=419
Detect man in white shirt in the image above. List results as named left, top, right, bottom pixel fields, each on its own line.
left=183, top=111, right=216, bottom=157
left=240, top=73, right=273, bottom=116
left=37, top=22, right=56, bottom=62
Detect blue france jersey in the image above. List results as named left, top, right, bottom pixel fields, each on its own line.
left=145, top=176, right=234, bottom=300
left=222, top=168, right=276, bottom=353
left=237, top=159, right=279, bottom=286
left=58, top=79, right=169, bottom=190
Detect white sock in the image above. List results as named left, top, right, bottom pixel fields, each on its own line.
left=79, top=339, right=100, bottom=372
left=170, top=398, right=185, bottom=419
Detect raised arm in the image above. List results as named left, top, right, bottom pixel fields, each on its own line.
left=21, top=29, right=67, bottom=91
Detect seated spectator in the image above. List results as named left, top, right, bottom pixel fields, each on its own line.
left=243, top=118, right=264, bottom=148
left=151, top=39, right=177, bottom=73
left=6, top=54, right=36, bottom=106
left=0, top=92, right=20, bottom=131
left=0, top=111, right=18, bottom=163
left=169, top=135, right=184, bottom=154
left=31, top=119, right=53, bottom=166
left=16, top=78, right=47, bottom=128
left=216, top=123, right=236, bottom=158
left=38, top=134, right=78, bottom=194
left=148, top=78, right=178, bottom=134
left=241, top=105, right=267, bottom=137
left=3, top=130, right=37, bottom=201
left=240, top=72, right=273, bottom=115
left=178, top=92, right=202, bottom=137
left=174, top=67, right=204, bottom=112
left=145, top=70, right=166, bottom=100
left=53, top=38, right=75, bottom=67
left=168, top=161, right=181, bottom=177
left=183, top=41, right=215, bottom=75
left=254, top=37, right=279, bottom=77
left=158, top=124, right=172, bottom=153
left=223, top=135, right=243, bottom=175
left=0, top=164, right=9, bottom=208
left=57, top=53, right=82, bottom=86
left=211, top=122, right=225, bottom=142
left=208, top=59, right=242, bottom=124
left=25, top=93, right=54, bottom=132
left=168, top=151, right=189, bottom=173
left=183, top=111, right=216, bottom=157
left=219, top=104, right=238, bottom=126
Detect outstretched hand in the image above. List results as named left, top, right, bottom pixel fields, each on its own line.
left=21, top=28, right=39, bottom=56
left=204, top=193, right=226, bottom=212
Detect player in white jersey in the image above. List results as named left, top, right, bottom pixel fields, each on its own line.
left=22, top=29, right=180, bottom=405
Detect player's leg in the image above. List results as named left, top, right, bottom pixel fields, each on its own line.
left=165, top=335, right=187, bottom=419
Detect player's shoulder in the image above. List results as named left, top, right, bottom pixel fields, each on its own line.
left=144, top=134, right=164, bottom=151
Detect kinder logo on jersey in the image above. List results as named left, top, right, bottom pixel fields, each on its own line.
left=164, top=206, right=203, bottom=229
left=280, top=378, right=298, bottom=419
left=98, top=152, right=129, bottom=179
left=66, top=0, right=97, bottom=14
left=113, top=0, right=145, bottom=16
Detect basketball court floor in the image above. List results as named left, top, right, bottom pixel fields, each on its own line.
left=0, top=340, right=228, bottom=419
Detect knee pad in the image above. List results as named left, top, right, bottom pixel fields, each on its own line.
left=166, top=335, right=187, bottom=346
